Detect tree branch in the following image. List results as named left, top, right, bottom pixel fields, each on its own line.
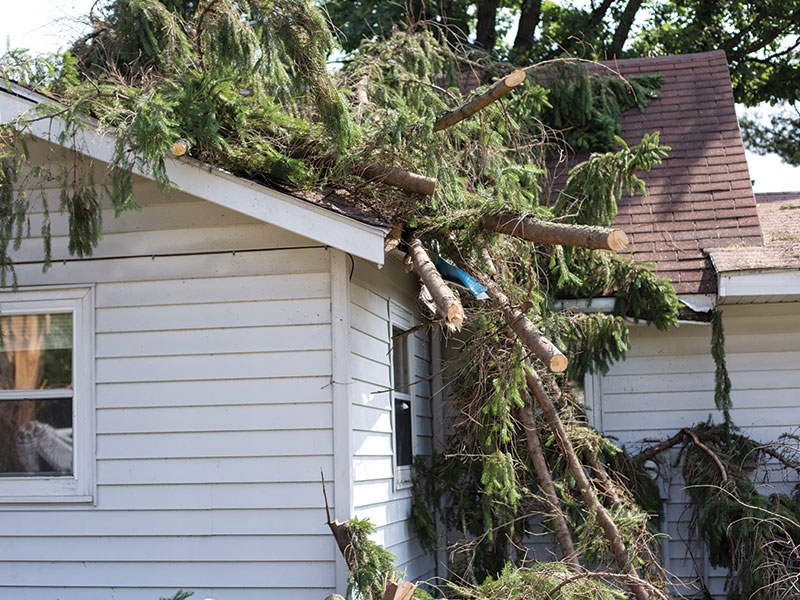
left=433, top=70, right=526, bottom=132
left=482, top=213, right=628, bottom=251
left=355, top=162, right=436, bottom=195
left=407, top=236, right=464, bottom=330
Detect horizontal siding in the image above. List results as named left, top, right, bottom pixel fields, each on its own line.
left=0, top=168, right=340, bottom=599
left=0, top=588, right=326, bottom=600
left=595, top=303, right=800, bottom=599
left=1, top=561, right=335, bottom=587
left=348, top=263, right=436, bottom=582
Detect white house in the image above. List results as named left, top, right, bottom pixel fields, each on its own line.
left=3, top=48, right=798, bottom=600
left=576, top=52, right=800, bottom=599
left=0, top=83, right=437, bottom=599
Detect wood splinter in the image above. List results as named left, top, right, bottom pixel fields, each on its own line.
left=482, top=213, right=629, bottom=252
left=356, top=162, right=437, bottom=196
left=407, top=236, right=464, bottom=331
left=433, top=69, right=526, bottom=132
left=384, top=223, right=403, bottom=254
left=382, top=579, right=417, bottom=600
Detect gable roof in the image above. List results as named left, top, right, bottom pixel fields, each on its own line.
left=0, top=84, right=389, bottom=266
left=600, top=50, right=762, bottom=294
left=709, top=192, right=800, bottom=273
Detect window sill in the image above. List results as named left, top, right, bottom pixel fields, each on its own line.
left=0, top=494, right=93, bottom=504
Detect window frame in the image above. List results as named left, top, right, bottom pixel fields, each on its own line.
left=0, top=287, right=94, bottom=503
left=389, top=301, right=416, bottom=491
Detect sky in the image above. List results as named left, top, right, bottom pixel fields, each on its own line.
left=2, top=0, right=799, bottom=194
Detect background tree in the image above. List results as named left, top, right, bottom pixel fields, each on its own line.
left=325, top=0, right=800, bottom=161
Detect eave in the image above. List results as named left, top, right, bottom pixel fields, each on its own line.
left=0, top=84, right=388, bottom=266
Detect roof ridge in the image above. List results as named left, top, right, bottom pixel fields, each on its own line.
left=600, top=49, right=727, bottom=68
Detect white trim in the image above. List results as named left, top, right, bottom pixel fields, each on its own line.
left=583, top=370, right=603, bottom=432
left=0, top=87, right=387, bottom=266
left=0, top=287, right=94, bottom=503
left=555, top=294, right=718, bottom=315
left=389, top=301, right=415, bottom=491
left=329, top=249, right=352, bottom=594
left=718, top=269, right=800, bottom=302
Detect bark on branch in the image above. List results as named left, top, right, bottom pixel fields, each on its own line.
left=483, top=277, right=567, bottom=372
left=408, top=236, right=464, bottom=330
left=635, top=428, right=728, bottom=482
left=482, top=213, right=628, bottom=252
left=433, top=70, right=526, bottom=132
left=356, top=162, right=437, bottom=195
left=517, top=391, right=579, bottom=566
left=525, top=364, right=651, bottom=600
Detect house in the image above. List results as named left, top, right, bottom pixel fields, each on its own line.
left=575, top=51, right=800, bottom=598
left=2, top=47, right=797, bottom=600
left=0, top=83, right=438, bottom=598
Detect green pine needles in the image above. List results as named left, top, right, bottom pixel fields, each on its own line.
left=711, top=309, right=733, bottom=427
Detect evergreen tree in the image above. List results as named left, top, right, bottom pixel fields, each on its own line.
left=1, top=4, right=687, bottom=597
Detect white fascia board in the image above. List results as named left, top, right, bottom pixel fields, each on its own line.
left=0, top=87, right=387, bottom=266
left=718, top=269, right=800, bottom=299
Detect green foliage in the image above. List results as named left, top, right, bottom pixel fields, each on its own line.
left=535, top=63, right=662, bottom=153
left=711, top=309, right=732, bottom=427
left=558, top=313, right=629, bottom=381
left=555, top=133, right=669, bottom=227
left=679, top=423, right=800, bottom=599
left=449, top=562, right=626, bottom=600
left=346, top=517, right=399, bottom=600
left=741, top=111, right=800, bottom=167
left=160, top=592, right=193, bottom=600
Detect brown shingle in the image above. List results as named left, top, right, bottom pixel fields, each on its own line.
left=590, top=50, right=762, bottom=293
left=708, top=196, right=800, bottom=272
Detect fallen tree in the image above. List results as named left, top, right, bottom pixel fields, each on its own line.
left=0, top=4, right=684, bottom=598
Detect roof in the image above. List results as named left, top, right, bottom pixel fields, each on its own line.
left=709, top=192, right=800, bottom=273
left=0, top=84, right=389, bottom=266
left=598, top=50, right=762, bottom=294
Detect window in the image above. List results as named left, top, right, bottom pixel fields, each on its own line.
left=390, top=304, right=415, bottom=490
left=0, top=288, right=93, bottom=502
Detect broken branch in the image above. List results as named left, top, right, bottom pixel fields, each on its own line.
left=356, top=162, right=437, bottom=195
left=682, top=427, right=728, bottom=482
left=525, top=363, right=651, bottom=600
left=407, top=236, right=464, bottom=330
left=483, top=277, right=567, bottom=372
left=433, top=70, right=526, bottom=132
left=482, top=213, right=628, bottom=252
left=517, top=389, right=579, bottom=566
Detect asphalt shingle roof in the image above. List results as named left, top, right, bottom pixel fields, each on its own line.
left=709, top=193, right=800, bottom=272
left=599, top=50, right=762, bottom=294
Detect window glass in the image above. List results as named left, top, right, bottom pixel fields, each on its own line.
left=394, top=398, right=412, bottom=467
left=0, top=313, right=73, bottom=390
left=0, top=313, right=74, bottom=477
left=0, top=398, right=73, bottom=476
left=392, top=328, right=409, bottom=393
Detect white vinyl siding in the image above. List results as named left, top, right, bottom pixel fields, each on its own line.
left=349, top=257, right=436, bottom=583
left=590, top=302, right=800, bottom=599
left=0, top=155, right=340, bottom=598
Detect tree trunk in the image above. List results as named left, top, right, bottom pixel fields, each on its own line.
left=524, top=363, right=651, bottom=600
left=475, top=0, right=500, bottom=51
left=608, top=0, right=644, bottom=57
left=482, top=213, right=628, bottom=251
left=407, top=236, right=464, bottom=330
left=434, top=70, right=526, bottom=132
left=512, top=0, right=542, bottom=55
left=482, top=277, right=568, bottom=372
left=517, top=390, right=580, bottom=566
